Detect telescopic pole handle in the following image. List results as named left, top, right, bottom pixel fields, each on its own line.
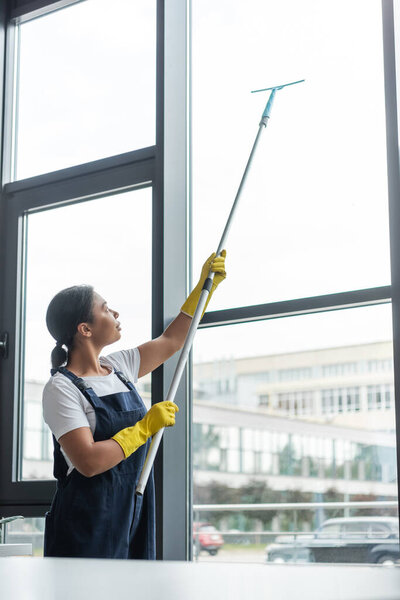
left=136, top=282, right=213, bottom=495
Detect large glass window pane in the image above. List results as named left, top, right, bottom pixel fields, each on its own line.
left=21, top=187, right=152, bottom=480
left=192, top=0, right=390, bottom=307
left=192, top=304, right=398, bottom=564
left=14, top=0, right=156, bottom=181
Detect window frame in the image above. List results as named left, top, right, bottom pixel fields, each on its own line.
left=192, top=0, right=400, bottom=537
left=0, top=148, right=156, bottom=505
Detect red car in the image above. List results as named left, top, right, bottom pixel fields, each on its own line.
left=193, top=522, right=224, bottom=556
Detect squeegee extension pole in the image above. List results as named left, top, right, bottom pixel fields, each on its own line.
left=136, top=79, right=304, bottom=496
left=135, top=119, right=267, bottom=496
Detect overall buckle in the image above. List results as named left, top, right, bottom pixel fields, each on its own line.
left=75, top=377, right=90, bottom=392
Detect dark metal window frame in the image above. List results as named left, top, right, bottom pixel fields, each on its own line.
left=0, top=0, right=171, bottom=563
left=0, top=147, right=156, bottom=507
left=0, top=0, right=399, bottom=561
left=194, top=0, right=400, bottom=524
left=0, top=0, right=192, bottom=564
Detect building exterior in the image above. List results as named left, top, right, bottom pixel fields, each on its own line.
left=22, top=341, right=397, bottom=502
left=192, top=341, right=397, bottom=499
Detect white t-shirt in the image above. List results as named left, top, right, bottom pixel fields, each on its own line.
left=42, top=347, right=141, bottom=476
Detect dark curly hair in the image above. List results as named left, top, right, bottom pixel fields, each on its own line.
left=46, top=284, right=95, bottom=370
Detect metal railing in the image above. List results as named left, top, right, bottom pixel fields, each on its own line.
left=0, top=516, right=24, bottom=544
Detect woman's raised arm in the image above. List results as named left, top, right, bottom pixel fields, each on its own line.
left=137, top=250, right=227, bottom=378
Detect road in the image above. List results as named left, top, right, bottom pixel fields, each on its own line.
left=196, top=548, right=265, bottom=563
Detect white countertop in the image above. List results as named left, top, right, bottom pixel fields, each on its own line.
left=1, top=557, right=399, bottom=600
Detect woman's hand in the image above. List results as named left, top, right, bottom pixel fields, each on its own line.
left=181, top=249, right=227, bottom=318
left=141, top=400, right=179, bottom=436
left=111, top=401, right=179, bottom=460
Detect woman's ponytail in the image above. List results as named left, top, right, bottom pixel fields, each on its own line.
left=50, top=342, right=68, bottom=371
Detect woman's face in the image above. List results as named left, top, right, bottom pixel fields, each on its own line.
left=86, top=291, right=122, bottom=347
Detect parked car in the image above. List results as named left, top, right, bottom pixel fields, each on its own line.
left=265, top=517, right=400, bottom=565
left=193, top=522, right=224, bottom=556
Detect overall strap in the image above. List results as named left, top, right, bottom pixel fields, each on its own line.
left=50, top=366, right=101, bottom=409
left=114, top=369, right=135, bottom=391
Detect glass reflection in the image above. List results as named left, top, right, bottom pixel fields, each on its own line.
left=192, top=305, right=399, bottom=565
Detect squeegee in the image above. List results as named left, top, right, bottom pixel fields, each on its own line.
left=134, top=78, right=305, bottom=508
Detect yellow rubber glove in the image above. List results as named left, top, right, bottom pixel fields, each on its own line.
left=181, top=249, right=227, bottom=319
left=111, top=400, right=179, bottom=459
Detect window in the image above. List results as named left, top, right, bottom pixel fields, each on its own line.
left=322, top=363, right=358, bottom=377
left=199, top=525, right=219, bottom=533
left=367, top=359, right=393, bottom=372
left=192, top=305, right=398, bottom=562
left=321, top=387, right=363, bottom=414
left=278, top=367, right=312, bottom=382
left=0, top=0, right=184, bottom=560
left=367, top=523, right=391, bottom=539
left=190, top=2, right=398, bottom=563
left=193, top=0, right=390, bottom=311
left=367, top=385, right=393, bottom=411
left=12, top=0, right=156, bottom=181
left=318, top=522, right=342, bottom=538
left=322, top=390, right=335, bottom=415
left=21, top=189, right=152, bottom=480
left=276, top=391, right=314, bottom=416
left=342, top=522, right=369, bottom=539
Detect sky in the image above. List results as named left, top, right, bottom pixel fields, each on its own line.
left=13, top=0, right=394, bottom=378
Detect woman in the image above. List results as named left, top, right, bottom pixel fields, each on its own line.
left=42, top=250, right=227, bottom=559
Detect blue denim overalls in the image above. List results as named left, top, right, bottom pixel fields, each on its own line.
left=43, top=365, right=156, bottom=559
